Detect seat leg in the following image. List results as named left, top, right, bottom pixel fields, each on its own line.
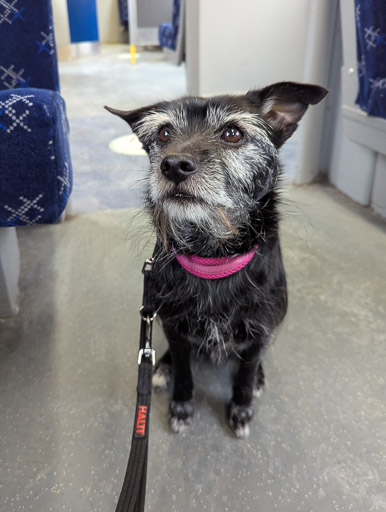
left=58, top=195, right=73, bottom=223
left=0, top=227, right=20, bottom=317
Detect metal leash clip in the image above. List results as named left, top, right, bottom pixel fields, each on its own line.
left=141, top=257, right=154, bottom=274
left=137, top=343, right=156, bottom=366
left=138, top=307, right=157, bottom=365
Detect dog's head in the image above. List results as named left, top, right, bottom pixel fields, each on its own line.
left=106, top=82, right=327, bottom=255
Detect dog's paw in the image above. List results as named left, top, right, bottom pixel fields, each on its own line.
left=227, top=402, right=254, bottom=439
left=169, top=400, right=194, bottom=433
left=253, top=381, right=265, bottom=398
left=152, top=363, right=171, bottom=392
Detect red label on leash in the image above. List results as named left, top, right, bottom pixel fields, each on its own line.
left=135, top=405, right=148, bottom=437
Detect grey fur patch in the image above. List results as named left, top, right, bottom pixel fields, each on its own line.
left=169, top=400, right=195, bottom=433
left=134, top=105, right=188, bottom=144
left=193, top=316, right=250, bottom=364
left=227, top=403, right=254, bottom=439
left=252, top=387, right=263, bottom=398
left=152, top=366, right=170, bottom=391
left=170, top=416, right=193, bottom=434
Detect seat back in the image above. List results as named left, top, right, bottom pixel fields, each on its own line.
left=0, top=0, right=60, bottom=92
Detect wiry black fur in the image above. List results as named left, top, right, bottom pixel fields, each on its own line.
left=151, top=191, right=287, bottom=436
left=106, top=81, right=328, bottom=437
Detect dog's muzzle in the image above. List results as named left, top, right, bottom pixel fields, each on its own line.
left=160, top=154, right=197, bottom=185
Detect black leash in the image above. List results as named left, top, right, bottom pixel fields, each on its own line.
left=115, top=255, right=157, bottom=512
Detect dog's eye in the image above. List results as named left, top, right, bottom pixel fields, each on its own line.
left=158, top=126, right=171, bottom=143
left=222, top=126, right=243, bottom=143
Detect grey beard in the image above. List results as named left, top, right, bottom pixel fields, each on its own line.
left=150, top=201, right=256, bottom=256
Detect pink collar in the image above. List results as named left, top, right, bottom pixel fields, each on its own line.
left=173, top=245, right=258, bottom=279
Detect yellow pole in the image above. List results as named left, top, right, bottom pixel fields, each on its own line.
left=130, top=45, right=136, bottom=65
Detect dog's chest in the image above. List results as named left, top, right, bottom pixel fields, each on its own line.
left=155, top=256, right=279, bottom=362
left=159, top=279, right=255, bottom=363
left=188, top=314, right=251, bottom=364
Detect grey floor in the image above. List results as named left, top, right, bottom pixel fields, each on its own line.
left=1, top=45, right=386, bottom=512
left=1, top=185, right=386, bottom=511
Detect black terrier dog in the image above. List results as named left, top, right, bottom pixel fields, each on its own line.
left=106, top=82, right=327, bottom=438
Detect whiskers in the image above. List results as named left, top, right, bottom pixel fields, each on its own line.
left=123, top=208, right=155, bottom=259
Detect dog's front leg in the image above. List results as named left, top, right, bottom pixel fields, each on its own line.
left=227, top=344, right=265, bottom=439
left=163, top=324, right=194, bottom=433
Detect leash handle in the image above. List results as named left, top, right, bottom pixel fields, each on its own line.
left=115, top=360, right=152, bottom=512
left=114, top=254, right=157, bottom=512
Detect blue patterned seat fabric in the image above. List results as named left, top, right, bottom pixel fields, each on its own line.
left=355, top=0, right=386, bottom=118
left=0, top=0, right=73, bottom=227
left=0, top=0, right=59, bottom=92
left=0, top=89, right=72, bottom=226
left=159, top=0, right=180, bottom=51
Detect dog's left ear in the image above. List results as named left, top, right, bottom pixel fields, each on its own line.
left=104, top=104, right=159, bottom=152
left=246, top=82, right=328, bottom=145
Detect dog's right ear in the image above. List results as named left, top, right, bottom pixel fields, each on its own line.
left=104, top=104, right=158, bottom=152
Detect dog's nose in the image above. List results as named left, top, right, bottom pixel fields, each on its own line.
left=160, top=155, right=197, bottom=184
